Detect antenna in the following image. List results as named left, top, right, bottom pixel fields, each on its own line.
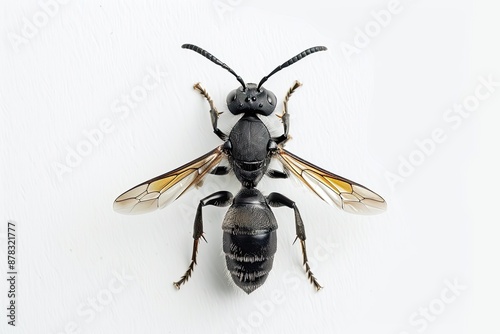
left=257, top=46, right=327, bottom=90
left=182, top=44, right=246, bottom=89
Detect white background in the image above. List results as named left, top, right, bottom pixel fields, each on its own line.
left=1, top=0, right=499, bottom=333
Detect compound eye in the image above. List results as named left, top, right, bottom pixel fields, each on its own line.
left=227, top=89, right=245, bottom=114
left=227, top=91, right=237, bottom=102
left=267, top=95, right=274, bottom=105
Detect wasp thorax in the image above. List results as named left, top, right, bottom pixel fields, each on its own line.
left=226, top=83, right=277, bottom=116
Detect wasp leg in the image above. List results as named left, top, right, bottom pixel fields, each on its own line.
left=273, top=81, right=302, bottom=146
left=196, top=166, right=231, bottom=188
left=210, top=166, right=231, bottom=176
left=266, top=169, right=288, bottom=179
left=193, top=82, right=228, bottom=141
left=173, top=191, right=233, bottom=289
left=266, top=192, right=322, bottom=291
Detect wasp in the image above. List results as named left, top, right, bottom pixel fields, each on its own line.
left=113, top=44, right=386, bottom=294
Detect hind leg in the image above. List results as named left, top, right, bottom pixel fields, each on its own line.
left=266, top=192, right=322, bottom=291
left=173, top=191, right=233, bottom=289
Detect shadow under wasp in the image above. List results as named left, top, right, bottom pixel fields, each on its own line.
left=114, top=44, right=386, bottom=294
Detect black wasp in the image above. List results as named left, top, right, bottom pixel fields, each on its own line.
left=114, top=44, right=386, bottom=294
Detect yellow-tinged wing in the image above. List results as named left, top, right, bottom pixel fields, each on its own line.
left=277, top=148, right=386, bottom=214
left=114, top=146, right=224, bottom=214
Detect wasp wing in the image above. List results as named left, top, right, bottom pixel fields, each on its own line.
left=114, top=146, right=224, bottom=215
left=276, top=148, right=386, bottom=214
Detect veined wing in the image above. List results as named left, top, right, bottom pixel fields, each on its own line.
left=276, top=148, right=386, bottom=214
left=114, top=146, right=224, bottom=215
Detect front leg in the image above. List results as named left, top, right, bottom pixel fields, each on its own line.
left=193, top=82, right=228, bottom=141
left=274, top=80, right=302, bottom=146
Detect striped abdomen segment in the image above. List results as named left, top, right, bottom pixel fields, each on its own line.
left=223, top=230, right=277, bottom=294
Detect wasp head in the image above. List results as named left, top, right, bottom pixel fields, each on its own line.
left=226, top=83, right=277, bottom=116
left=182, top=43, right=327, bottom=117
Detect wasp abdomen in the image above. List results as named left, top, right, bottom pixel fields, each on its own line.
left=223, top=230, right=277, bottom=294
left=221, top=189, right=278, bottom=294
